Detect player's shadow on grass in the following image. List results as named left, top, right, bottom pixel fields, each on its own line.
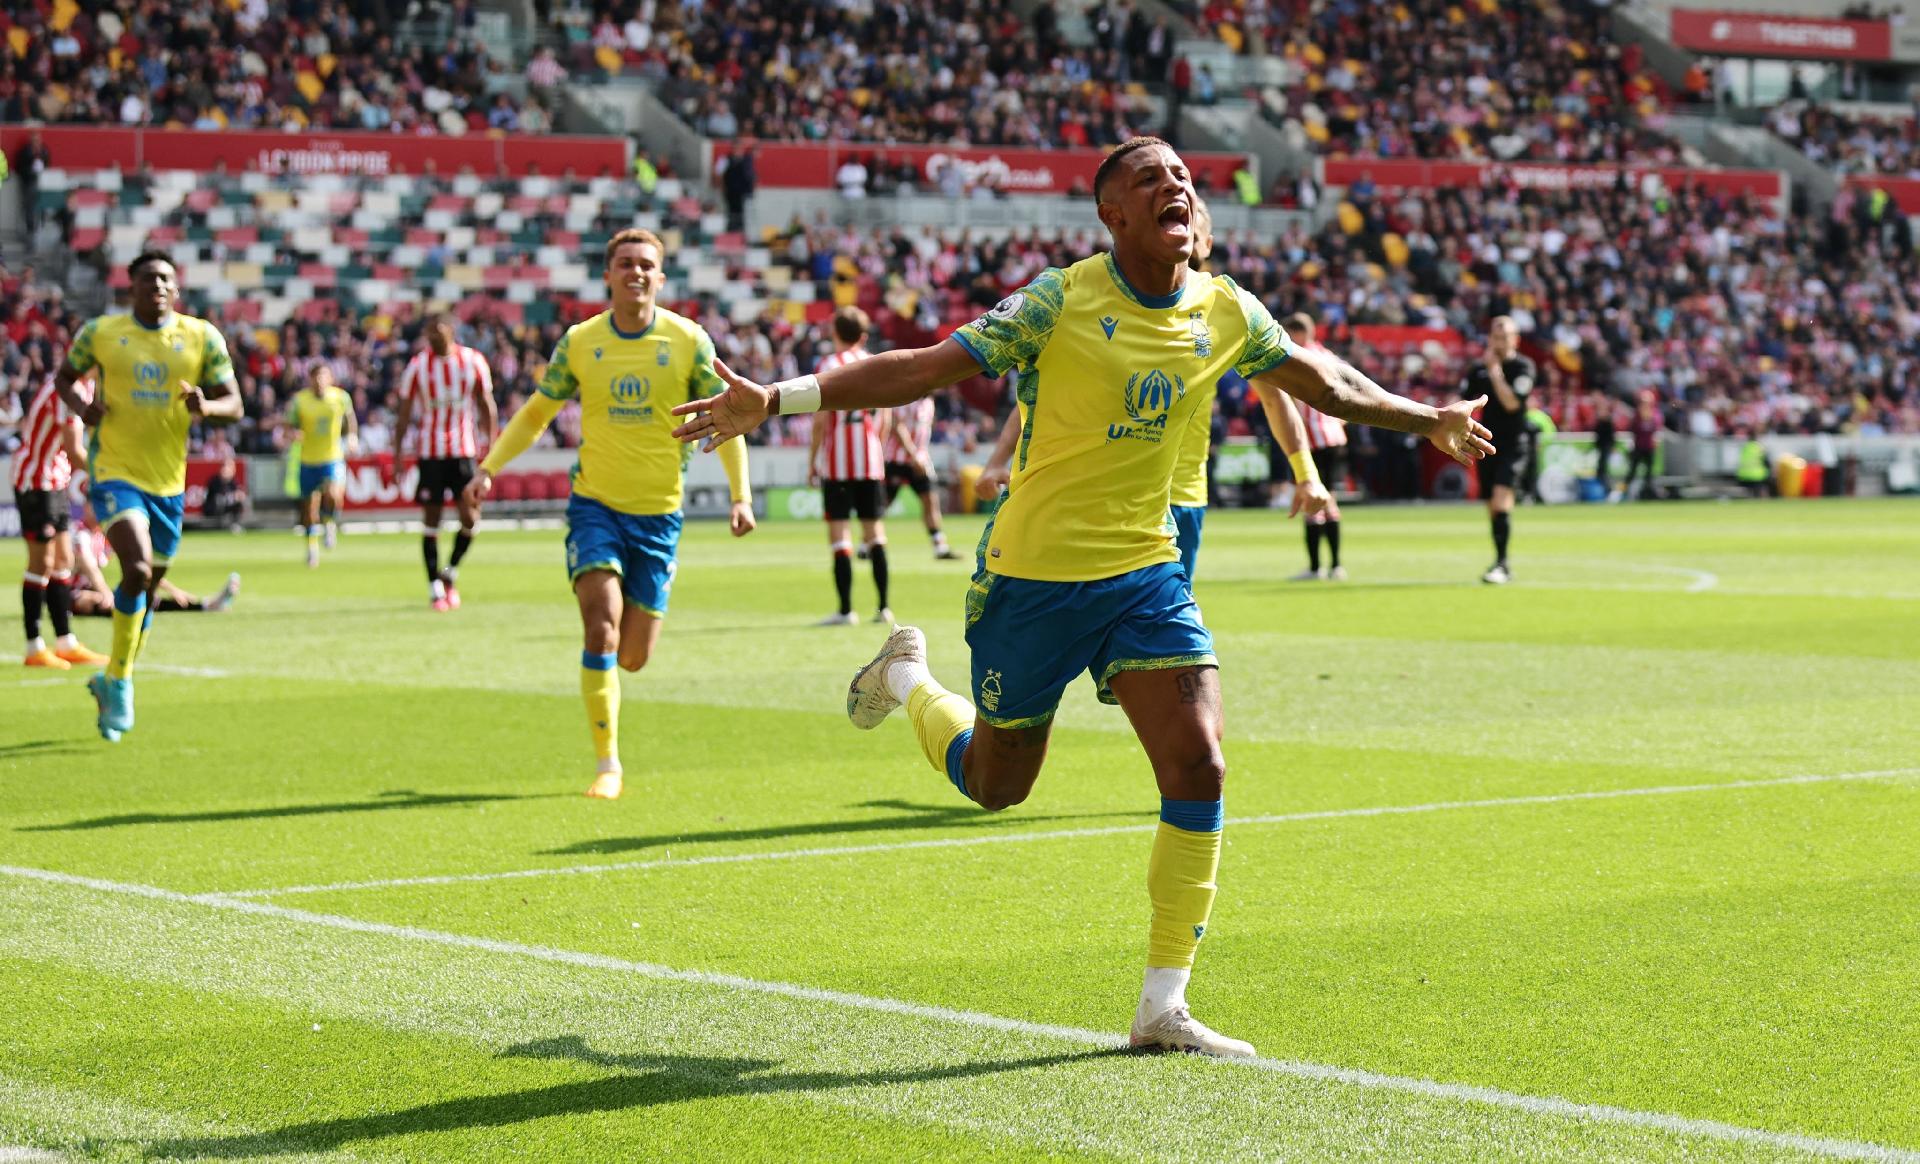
left=148, top=1035, right=1122, bottom=1159
left=19, top=789, right=551, bottom=832
left=0, top=738, right=92, bottom=759
left=541, top=798, right=1150, bottom=856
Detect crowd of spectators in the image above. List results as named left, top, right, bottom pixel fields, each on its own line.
left=1772, top=103, right=1920, bottom=178
left=1260, top=0, right=1681, bottom=165
left=0, top=0, right=553, bottom=135
left=1238, top=177, right=1920, bottom=436
left=559, top=0, right=1165, bottom=148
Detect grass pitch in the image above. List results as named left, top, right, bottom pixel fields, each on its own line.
left=3, top=498, right=1918, bottom=1162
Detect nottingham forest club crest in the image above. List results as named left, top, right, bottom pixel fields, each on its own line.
left=1109, top=369, right=1185, bottom=444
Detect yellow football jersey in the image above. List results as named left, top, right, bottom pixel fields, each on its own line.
left=536, top=307, right=727, bottom=515
left=289, top=385, right=353, bottom=465
left=67, top=312, right=235, bottom=496
left=953, top=253, right=1292, bottom=582
left=1169, top=384, right=1212, bottom=509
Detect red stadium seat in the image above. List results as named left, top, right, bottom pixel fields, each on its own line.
left=545, top=471, right=572, bottom=499
left=493, top=473, right=526, bottom=502
left=216, top=227, right=258, bottom=247
left=71, top=228, right=107, bottom=252
left=298, top=263, right=338, bottom=288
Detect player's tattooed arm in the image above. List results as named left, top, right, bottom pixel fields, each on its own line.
left=1257, top=345, right=1494, bottom=466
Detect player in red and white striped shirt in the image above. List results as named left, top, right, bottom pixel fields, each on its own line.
left=394, top=314, right=498, bottom=610
left=11, top=375, right=108, bottom=669
left=807, top=307, right=893, bottom=625
left=882, top=393, right=959, bottom=560
left=1284, top=314, right=1352, bottom=581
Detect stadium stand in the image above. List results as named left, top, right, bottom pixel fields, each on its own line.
left=1256, top=0, right=1683, bottom=164
left=24, top=153, right=1920, bottom=454
left=0, top=0, right=549, bottom=134
left=564, top=0, right=1167, bottom=148
left=1772, top=103, right=1920, bottom=177
left=1291, top=179, right=1920, bottom=436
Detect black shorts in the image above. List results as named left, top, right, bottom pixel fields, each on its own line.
left=416, top=457, right=477, bottom=504
left=1311, top=446, right=1348, bottom=489
left=884, top=460, right=932, bottom=496
left=1477, top=452, right=1520, bottom=494
left=15, top=488, right=71, bottom=542
left=822, top=478, right=886, bottom=521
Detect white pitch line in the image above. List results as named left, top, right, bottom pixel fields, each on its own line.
left=2, top=862, right=1914, bottom=1164
left=212, top=767, right=1920, bottom=900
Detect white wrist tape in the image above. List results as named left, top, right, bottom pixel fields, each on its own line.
left=773, top=374, right=822, bottom=415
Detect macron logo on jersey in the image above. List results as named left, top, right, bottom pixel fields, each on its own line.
left=1099, top=315, right=1118, bottom=340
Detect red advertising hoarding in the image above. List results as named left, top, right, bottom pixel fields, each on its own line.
left=714, top=141, right=1248, bottom=195
left=0, top=126, right=627, bottom=177
left=1670, top=10, right=1892, bottom=60
left=326, top=456, right=564, bottom=511
left=1320, top=158, right=1783, bottom=199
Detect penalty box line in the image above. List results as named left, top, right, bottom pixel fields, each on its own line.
left=2, top=862, right=1916, bottom=1164
left=210, top=767, right=1920, bottom=901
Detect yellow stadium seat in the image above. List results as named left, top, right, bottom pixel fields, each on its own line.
left=831, top=281, right=859, bottom=307
left=8, top=27, right=29, bottom=56
left=1218, top=24, right=1244, bottom=53
left=1365, top=262, right=1386, bottom=282
left=296, top=72, right=324, bottom=104
left=253, top=328, right=280, bottom=354
left=317, top=53, right=337, bottom=78
left=257, top=190, right=293, bottom=213
left=1304, top=121, right=1330, bottom=143
left=50, top=0, right=79, bottom=32
left=1382, top=233, right=1409, bottom=267
left=1337, top=202, right=1363, bottom=235
left=595, top=45, right=622, bottom=73
left=782, top=301, right=807, bottom=326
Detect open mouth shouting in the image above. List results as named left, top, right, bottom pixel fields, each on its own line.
left=1157, top=198, right=1192, bottom=244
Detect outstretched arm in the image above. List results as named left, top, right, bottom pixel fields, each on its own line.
left=1252, top=383, right=1330, bottom=518
left=674, top=339, right=983, bottom=447
left=465, top=393, right=564, bottom=504
left=1255, top=344, right=1493, bottom=464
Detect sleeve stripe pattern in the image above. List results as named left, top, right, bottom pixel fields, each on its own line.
left=9, top=379, right=74, bottom=492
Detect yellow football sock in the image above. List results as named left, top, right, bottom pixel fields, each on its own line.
left=128, top=611, right=154, bottom=671
left=581, top=653, right=619, bottom=763
left=906, top=679, right=974, bottom=796
left=1146, top=811, right=1223, bottom=970
left=105, top=590, right=147, bottom=680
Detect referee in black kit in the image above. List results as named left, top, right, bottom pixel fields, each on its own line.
left=1462, top=316, right=1535, bottom=584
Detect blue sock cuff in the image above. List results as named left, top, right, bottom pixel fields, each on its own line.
left=1160, top=797, right=1224, bottom=833
left=581, top=651, right=617, bottom=671
left=113, top=586, right=148, bottom=616
left=945, top=729, right=973, bottom=799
